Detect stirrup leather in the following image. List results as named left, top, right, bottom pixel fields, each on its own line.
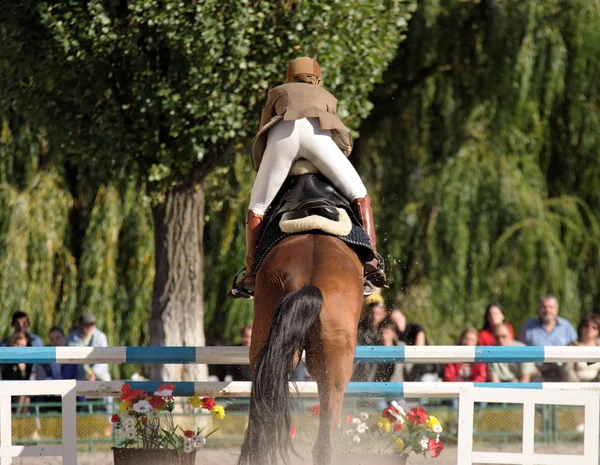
left=227, top=267, right=255, bottom=300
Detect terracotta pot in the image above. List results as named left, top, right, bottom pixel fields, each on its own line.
left=112, top=447, right=196, bottom=465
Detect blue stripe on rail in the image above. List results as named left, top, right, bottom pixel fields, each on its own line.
left=346, top=382, right=404, bottom=397
left=474, top=382, right=543, bottom=390
left=474, top=346, right=545, bottom=363
left=0, top=347, right=56, bottom=363
left=355, top=346, right=405, bottom=363
left=128, top=381, right=196, bottom=397
left=126, top=347, right=196, bottom=364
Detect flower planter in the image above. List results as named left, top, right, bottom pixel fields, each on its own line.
left=112, top=447, right=196, bottom=465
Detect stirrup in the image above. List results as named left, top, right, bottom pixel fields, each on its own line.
left=365, top=252, right=389, bottom=288
left=227, top=268, right=255, bottom=300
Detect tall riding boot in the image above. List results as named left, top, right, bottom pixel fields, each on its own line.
left=229, top=211, right=264, bottom=299
left=352, top=195, right=388, bottom=288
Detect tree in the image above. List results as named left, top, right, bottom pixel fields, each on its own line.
left=1, top=0, right=417, bottom=379
left=354, top=0, right=600, bottom=341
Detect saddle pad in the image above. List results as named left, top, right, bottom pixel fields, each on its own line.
left=280, top=208, right=352, bottom=236
left=255, top=214, right=374, bottom=272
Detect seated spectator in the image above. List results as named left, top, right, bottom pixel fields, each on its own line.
left=216, top=324, right=253, bottom=382
left=352, top=294, right=388, bottom=382
left=35, top=326, right=85, bottom=411
left=373, top=319, right=405, bottom=383
left=389, top=308, right=426, bottom=346
left=0, top=311, right=43, bottom=347
left=67, top=312, right=111, bottom=382
left=488, top=323, right=536, bottom=383
left=519, top=295, right=577, bottom=381
left=560, top=313, right=600, bottom=382
left=478, top=303, right=514, bottom=346
left=443, top=328, right=487, bottom=383
left=1, top=332, right=32, bottom=413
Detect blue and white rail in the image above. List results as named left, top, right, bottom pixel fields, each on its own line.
left=1, top=345, right=599, bottom=364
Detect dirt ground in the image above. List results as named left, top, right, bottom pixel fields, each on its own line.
left=11, top=443, right=591, bottom=465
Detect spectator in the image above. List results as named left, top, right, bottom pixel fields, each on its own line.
left=389, top=308, right=426, bottom=346
left=487, top=323, right=536, bottom=383
left=443, top=328, right=487, bottom=383
left=0, top=311, right=43, bottom=347
left=66, top=312, right=111, bottom=382
left=1, top=332, right=32, bottom=413
left=217, top=325, right=253, bottom=382
left=560, top=313, right=600, bottom=382
left=353, top=294, right=388, bottom=382
left=519, top=295, right=577, bottom=381
left=35, top=326, right=85, bottom=411
left=373, top=319, right=405, bottom=383
left=478, top=303, right=514, bottom=346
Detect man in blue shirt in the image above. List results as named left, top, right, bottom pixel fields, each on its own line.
left=66, top=312, right=111, bottom=382
left=519, top=295, right=577, bottom=381
left=0, top=311, right=43, bottom=347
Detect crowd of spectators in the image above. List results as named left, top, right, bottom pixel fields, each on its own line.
left=0, top=311, right=111, bottom=411
left=353, top=293, right=600, bottom=384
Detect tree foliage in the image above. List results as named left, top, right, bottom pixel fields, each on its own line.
left=355, top=0, right=600, bottom=342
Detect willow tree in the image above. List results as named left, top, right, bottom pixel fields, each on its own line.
left=1, top=0, right=416, bottom=379
left=355, top=0, right=600, bottom=341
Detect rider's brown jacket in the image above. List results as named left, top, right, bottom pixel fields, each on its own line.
left=251, top=82, right=353, bottom=170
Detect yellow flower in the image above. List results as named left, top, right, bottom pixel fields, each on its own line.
left=119, top=401, right=131, bottom=413
left=187, top=396, right=203, bottom=409
left=426, top=415, right=442, bottom=433
left=211, top=405, right=225, bottom=420
left=393, top=438, right=405, bottom=452
left=376, top=417, right=391, bottom=433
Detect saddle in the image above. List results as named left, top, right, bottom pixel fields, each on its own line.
left=255, top=172, right=375, bottom=272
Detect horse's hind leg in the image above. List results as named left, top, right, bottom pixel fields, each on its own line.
left=307, top=311, right=358, bottom=465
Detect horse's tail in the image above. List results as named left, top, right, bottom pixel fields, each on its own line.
left=237, top=285, right=323, bottom=465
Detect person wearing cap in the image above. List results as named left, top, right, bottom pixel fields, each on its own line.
left=66, top=312, right=111, bottom=383
left=229, top=56, right=387, bottom=298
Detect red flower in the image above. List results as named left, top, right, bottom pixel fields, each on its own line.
left=157, top=384, right=176, bottom=392
left=345, top=415, right=353, bottom=424
left=149, top=396, right=166, bottom=410
left=183, top=430, right=194, bottom=438
left=382, top=407, right=401, bottom=423
left=406, top=407, right=428, bottom=425
left=289, top=424, right=297, bottom=440
left=201, top=397, right=216, bottom=410
left=121, top=389, right=147, bottom=403
left=111, top=414, right=120, bottom=424
left=393, top=422, right=403, bottom=432
left=311, top=404, right=320, bottom=418
left=429, top=439, right=444, bottom=458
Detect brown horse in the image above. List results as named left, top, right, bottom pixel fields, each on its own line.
left=237, top=233, right=364, bottom=465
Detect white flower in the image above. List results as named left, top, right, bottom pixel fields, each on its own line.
left=124, top=430, right=137, bottom=440
left=122, top=417, right=135, bottom=429
left=345, top=429, right=354, bottom=436
left=150, top=410, right=161, bottom=420
left=183, top=440, right=194, bottom=454
left=353, top=435, right=361, bottom=443
left=192, top=434, right=206, bottom=448
left=433, top=424, right=443, bottom=433
left=420, top=435, right=429, bottom=450
left=352, top=418, right=361, bottom=424
left=132, top=400, right=151, bottom=414
left=359, top=412, right=369, bottom=420
left=356, top=423, right=368, bottom=434
left=154, top=388, right=173, bottom=398
left=125, top=424, right=136, bottom=434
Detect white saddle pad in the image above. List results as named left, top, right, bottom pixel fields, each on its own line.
left=279, top=208, right=352, bottom=236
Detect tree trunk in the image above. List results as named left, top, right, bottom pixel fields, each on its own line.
left=148, top=181, right=207, bottom=381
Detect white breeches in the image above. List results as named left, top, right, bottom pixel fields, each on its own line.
left=249, top=118, right=367, bottom=215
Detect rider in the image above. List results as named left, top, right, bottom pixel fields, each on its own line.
left=230, top=57, right=387, bottom=298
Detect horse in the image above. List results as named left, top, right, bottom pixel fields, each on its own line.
left=237, top=231, right=364, bottom=465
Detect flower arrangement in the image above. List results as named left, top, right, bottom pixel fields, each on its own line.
left=111, top=383, right=226, bottom=455
left=306, top=401, right=444, bottom=459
